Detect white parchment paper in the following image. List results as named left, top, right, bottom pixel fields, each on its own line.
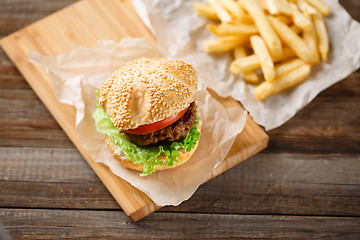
left=29, top=38, right=247, bottom=206
left=132, top=0, right=360, bottom=130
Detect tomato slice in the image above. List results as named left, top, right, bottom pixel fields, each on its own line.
left=124, top=107, right=188, bottom=135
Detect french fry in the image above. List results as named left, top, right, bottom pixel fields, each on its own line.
left=230, top=55, right=260, bottom=73
left=237, top=4, right=248, bottom=17
left=280, top=0, right=292, bottom=15
left=233, top=47, right=260, bottom=84
left=233, top=47, right=248, bottom=60
left=240, top=0, right=283, bottom=59
left=313, top=13, right=329, bottom=61
left=250, top=35, right=275, bottom=82
left=231, top=47, right=296, bottom=73
left=219, top=0, right=245, bottom=19
left=266, top=0, right=292, bottom=15
left=304, top=0, right=330, bottom=17
left=275, top=58, right=305, bottom=77
left=207, top=23, right=259, bottom=36
left=266, top=0, right=283, bottom=15
left=203, top=36, right=248, bottom=53
left=297, top=0, right=319, bottom=15
left=290, top=2, right=312, bottom=31
left=303, top=11, right=320, bottom=64
left=232, top=14, right=255, bottom=24
left=254, top=0, right=268, bottom=10
left=290, top=24, right=302, bottom=34
left=272, top=63, right=311, bottom=92
left=254, top=82, right=274, bottom=101
left=274, top=47, right=297, bottom=62
left=207, top=0, right=233, bottom=23
left=276, top=15, right=293, bottom=25
left=268, top=15, right=311, bottom=63
left=194, top=0, right=331, bottom=100
left=193, top=2, right=220, bottom=21
left=241, top=71, right=260, bottom=83
left=255, top=64, right=311, bottom=100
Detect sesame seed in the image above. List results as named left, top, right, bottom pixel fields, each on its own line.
left=99, top=57, right=197, bottom=130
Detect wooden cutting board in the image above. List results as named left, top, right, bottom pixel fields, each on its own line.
left=0, top=0, right=268, bottom=221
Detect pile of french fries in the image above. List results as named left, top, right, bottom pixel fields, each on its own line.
left=194, top=0, right=330, bottom=100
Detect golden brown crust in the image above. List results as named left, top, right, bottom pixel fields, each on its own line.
left=99, top=58, right=198, bottom=131
left=104, top=116, right=202, bottom=173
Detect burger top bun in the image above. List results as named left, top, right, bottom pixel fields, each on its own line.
left=99, top=57, right=198, bottom=131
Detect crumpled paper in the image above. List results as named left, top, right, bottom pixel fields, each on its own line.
left=132, top=0, right=360, bottom=130
left=29, top=38, right=247, bottom=206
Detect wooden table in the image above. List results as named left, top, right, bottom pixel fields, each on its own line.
left=0, top=0, right=359, bottom=238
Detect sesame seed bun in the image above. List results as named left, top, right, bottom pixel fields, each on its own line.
left=104, top=116, right=202, bottom=172
left=99, top=57, right=198, bottom=131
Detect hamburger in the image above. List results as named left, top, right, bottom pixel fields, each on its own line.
left=93, top=58, right=202, bottom=176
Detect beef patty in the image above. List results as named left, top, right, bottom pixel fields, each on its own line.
left=124, top=102, right=197, bottom=147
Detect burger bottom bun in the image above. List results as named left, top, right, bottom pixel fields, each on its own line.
left=104, top=116, right=202, bottom=173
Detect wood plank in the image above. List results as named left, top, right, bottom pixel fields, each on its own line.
left=0, top=0, right=77, bottom=36
left=0, top=74, right=359, bottom=216
left=1, top=0, right=359, bottom=224
left=0, top=0, right=359, bottom=237
left=1, top=82, right=359, bottom=152
left=0, top=48, right=30, bottom=89
left=0, top=0, right=160, bottom=222
left=1, top=147, right=359, bottom=216
left=268, top=96, right=360, bottom=154
left=0, top=0, right=268, bottom=221
left=339, top=0, right=360, bottom=20
left=1, top=209, right=360, bottom=239
left=169, top=153, right=360, bottom=216
left=0, top=147, right=96, bottom=182
left=319, top=69, right=360, bottom=97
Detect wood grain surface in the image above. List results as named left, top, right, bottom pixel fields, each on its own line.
left=0, top=0, right=359, bottom=239
left=0, top=0, right=268, bottom=221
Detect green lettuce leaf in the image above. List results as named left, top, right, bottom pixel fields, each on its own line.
left=93, top=91, right=200, bottom=176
